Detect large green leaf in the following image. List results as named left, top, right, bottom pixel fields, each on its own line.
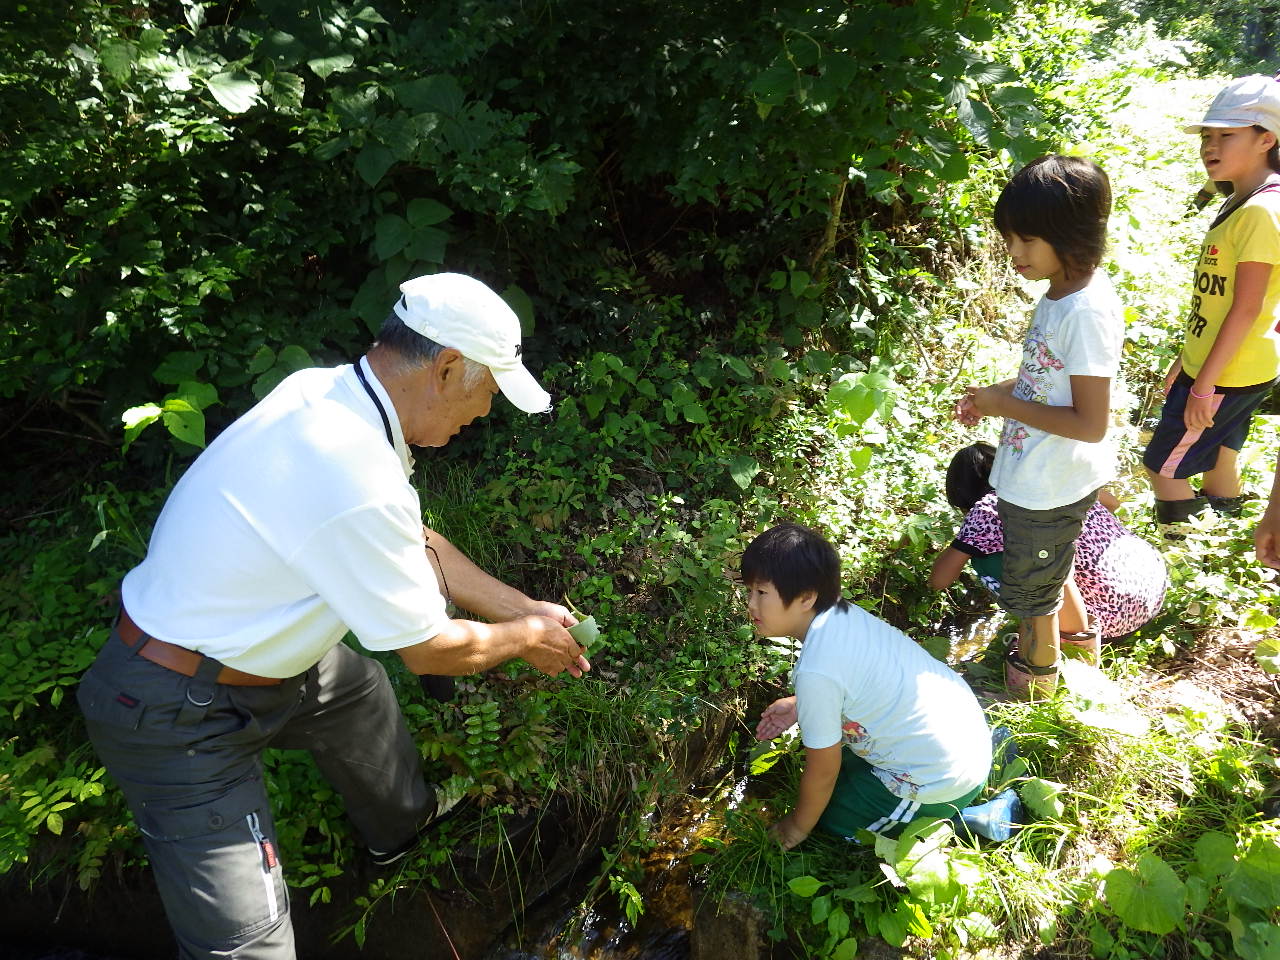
left=728, top=455, right=761, bottom=490
left=1192, top=831, right=1238, bottom=879
left=1254, top=635, right=1280, bottom=674
left=172, top=381, right=218, bottom=412
left=1225, top=838, right=1280, bottom=910
left=205, top=71, right=260, bottom=113
left=407, top=198, right=452, bottom=228
left=1020, top=777, right=1066, bottom=820
left=1103, top=854, right=1186, bottom=934
left=307, top=54, right=354, bottom=79
left=374, top=214, right=412, bottom=259
left=99, top=39, right=137, bottom=82
left=404, top=226, right=447, bottom=264
left=161, top=398, right=206, bottom=448
left=501, top=284, right=535, bottom=335
left=121, top=404, right=162, bottom=451
left=356, top=144, right=395, bottom=187
left=787, top=876, right=822, bottom=898
left=396, top=74, right=465, bottom=114
left=154, top=352, right=204, bottom=384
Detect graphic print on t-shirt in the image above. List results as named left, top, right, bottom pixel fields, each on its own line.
left=999, top=328, right=1062, bottom=459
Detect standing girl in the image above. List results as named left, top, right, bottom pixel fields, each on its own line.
left=955, top=155, right=1124, bottom=698
left=1144, top=75, right=1280, bottom=538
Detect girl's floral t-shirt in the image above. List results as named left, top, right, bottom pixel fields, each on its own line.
left=988, top=271, right=1125, bottom=510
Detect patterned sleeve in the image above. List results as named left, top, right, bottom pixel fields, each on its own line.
left=954, top=493, right=1004, bottom=556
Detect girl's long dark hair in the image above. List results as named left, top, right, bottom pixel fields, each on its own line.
left=945, top=442, right=997, bottom=513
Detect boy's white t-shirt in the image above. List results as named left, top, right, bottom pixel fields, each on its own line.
left=794, top=604, right=991, bottom=804
left=988, top=271, right=1125, bottom=511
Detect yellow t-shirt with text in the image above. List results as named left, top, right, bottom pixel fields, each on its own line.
left=1181, top=187, right=1280, bottom=388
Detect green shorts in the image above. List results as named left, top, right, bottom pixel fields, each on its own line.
left=816, top=748, right=986, bottom=840
left=996, top=491, right=1096, bottom=619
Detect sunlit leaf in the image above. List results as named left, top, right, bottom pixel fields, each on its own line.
left=1104, top=854, right=1185, bottom=934
left=787, top=875, right=822, bottom=898
left=307, top=54, right=354, bottom=79
left=728, top=455, right=761, bottom=490
left=205, top=71, right=260, bottom=113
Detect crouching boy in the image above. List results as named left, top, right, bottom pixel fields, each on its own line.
left=746, top=524, right=992, bottom=847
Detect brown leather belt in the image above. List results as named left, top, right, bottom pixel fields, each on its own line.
left=117, top=608, right=282, bottom=686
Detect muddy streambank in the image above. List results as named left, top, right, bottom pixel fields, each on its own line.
left=0, top=699, right=744, bottom=960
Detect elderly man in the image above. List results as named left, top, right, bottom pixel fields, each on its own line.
left=77, top=273, right=589, bottom=959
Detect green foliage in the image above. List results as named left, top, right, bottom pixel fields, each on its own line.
left=3, top=3, right=1279, bottom=959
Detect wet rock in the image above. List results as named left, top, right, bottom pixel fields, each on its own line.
left=690, top=891, right=764, bottom=960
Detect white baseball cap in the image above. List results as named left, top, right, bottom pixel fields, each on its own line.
left=393, top=273, right=551, bottom=413
left=1183, top=74, right=1280, bottom=138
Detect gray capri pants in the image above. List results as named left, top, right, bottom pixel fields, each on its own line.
left=77, top=627, right=430, bottom=959
left=996, top=490, right=1098, bottom=618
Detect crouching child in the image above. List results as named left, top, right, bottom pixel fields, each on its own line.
left=746, top=524, right=992, bottom=847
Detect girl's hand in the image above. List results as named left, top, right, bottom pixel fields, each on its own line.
left=769, top=814, right=811, bottom=850
left=953, top=393, right=982, bottom=426
left=965, top=383, right=1008, bottom=419
left=1183, top=391, right=1218, bottom=432
left=755, top=696, right=798, bottom=741
left=1162, top=360, right=1182, bottom=397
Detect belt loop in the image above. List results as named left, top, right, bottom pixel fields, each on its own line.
left=115, top=610, right=148, bottom=661
left=175, top=655, right=224, bottom=726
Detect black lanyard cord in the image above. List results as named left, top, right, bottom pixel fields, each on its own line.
left=353, top=358, right=394, bottom=447
left=352, top=357, right=452, bottom=604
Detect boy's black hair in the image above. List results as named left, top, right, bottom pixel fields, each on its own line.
left=740, top=523, right=848, bottom=613
left=993, top=154, right=1112, bottom=281
left=1249, top=125, right=1280, bottom=173
left=945, top=442, right=997, bottom=513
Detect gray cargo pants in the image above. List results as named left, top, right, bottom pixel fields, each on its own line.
left=77, top=626, right=431, bottom=959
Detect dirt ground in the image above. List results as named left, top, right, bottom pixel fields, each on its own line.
left=1160, top=628, right=1280, bottom=746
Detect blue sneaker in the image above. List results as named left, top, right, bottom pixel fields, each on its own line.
left=959, top=788, right=1023, bottom=843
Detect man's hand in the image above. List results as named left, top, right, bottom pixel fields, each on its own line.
left=769, top=814, right=811, bottom=850
left=525, top=599, right=575, bottom=628
left=520, top=615, right=591, bottom=678
left=755, top=696, right=798, bottom=741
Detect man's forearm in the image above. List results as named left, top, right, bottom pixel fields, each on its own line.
left=423, top=526, right=535, bottom=621
left=399, top=618, right=529, bottom=675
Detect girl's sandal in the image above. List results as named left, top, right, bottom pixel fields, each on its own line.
left=1059, top=623, right=1101, bottom=664
left=1005, top=651, right=1058, bottom=700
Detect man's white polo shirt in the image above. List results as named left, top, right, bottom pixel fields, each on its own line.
left=121, top=360, right=450, bottom=677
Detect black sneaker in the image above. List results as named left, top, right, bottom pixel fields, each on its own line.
left=368, top=783, right=465, bottom=867
left=1207, top=493, right=1255, bottom=517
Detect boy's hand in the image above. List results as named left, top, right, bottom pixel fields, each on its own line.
left=755, top=696, right=798, bottom=741
left=770, top=814, right=811, bottom=850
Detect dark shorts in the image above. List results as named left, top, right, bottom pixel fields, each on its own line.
left=996, top=491, right=1097, bottom=618
left=816, top=749, right=986, bottom=839
left=1142, top=374, right=1272, bottom=480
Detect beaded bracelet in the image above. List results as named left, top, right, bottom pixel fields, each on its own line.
left=1189, top=385, right=1215, bottom=399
